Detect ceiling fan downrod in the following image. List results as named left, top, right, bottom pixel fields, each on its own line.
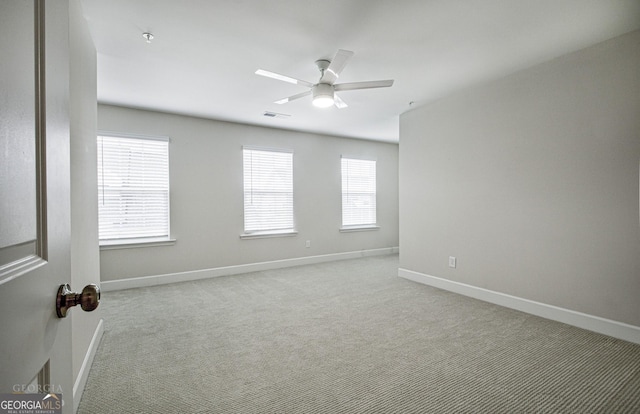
left=315, top=59, right=331, bottom=81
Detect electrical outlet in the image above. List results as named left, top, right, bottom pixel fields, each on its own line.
left=305, top=240, right=311, bottom=248
left=449, top=256, right=457, bottom=268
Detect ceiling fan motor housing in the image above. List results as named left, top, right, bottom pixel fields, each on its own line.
left=312, top=83, right=335, bottom=107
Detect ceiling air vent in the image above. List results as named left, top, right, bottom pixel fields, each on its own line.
left=263, top=111, right=291, bottom=119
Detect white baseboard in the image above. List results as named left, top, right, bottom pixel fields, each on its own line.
left=102, top=247, right=399, bottom=292
left=73, top=318, right=104, bottom=413
left=398, top=268, right=640, bottom=345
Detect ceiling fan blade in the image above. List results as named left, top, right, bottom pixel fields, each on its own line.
left=334, top=79, right=394, bottom=91
left=320, top=49, right=354, bottom=84
left=255, top=69, right=314, bottom=88
left=274, top=90, right=312, bottom=104
left=334, top=94, right=348, bottom=109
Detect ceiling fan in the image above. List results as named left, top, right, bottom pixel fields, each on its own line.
left=255, top=49, right=394, bottom=109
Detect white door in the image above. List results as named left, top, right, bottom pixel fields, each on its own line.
left=1, top=0, right=75, bottom=410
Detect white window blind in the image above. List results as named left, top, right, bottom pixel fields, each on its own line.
left=243, top=147, right=294, bottom=234
left=97, top=134, right=170, bottom=242
left=342, top=157, right=376, bottom=227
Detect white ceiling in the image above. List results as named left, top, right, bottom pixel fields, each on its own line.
left=80, top=0, right=640, bottom=143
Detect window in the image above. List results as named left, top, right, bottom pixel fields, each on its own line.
left=341, top=157, right=377, bottom=229
left=97, top=134, right=170, bottom=244
left=243, top=147, right=295, bottom=236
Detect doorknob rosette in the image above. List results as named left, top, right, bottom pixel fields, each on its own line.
left=56, top=284, right=100, bottom=318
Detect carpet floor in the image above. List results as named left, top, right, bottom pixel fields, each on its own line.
left=78, top=254, right=640, bottom=413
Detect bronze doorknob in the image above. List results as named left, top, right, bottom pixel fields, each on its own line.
left=56, top=284, right=100, bottom=318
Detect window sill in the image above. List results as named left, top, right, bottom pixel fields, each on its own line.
left=240, top=230, right=298, bottom=240
left=339, top=225, right=380, bottom=233
left=99, top=238, right=176, bottom=250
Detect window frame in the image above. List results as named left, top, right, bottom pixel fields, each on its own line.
left=241, top=145, right=297, bottom=239
left=97, top=131, right=175, bottom=249
left=340, top=156, right=379, bottom=232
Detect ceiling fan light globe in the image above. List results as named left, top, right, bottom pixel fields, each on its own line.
left=312, top=83, right=335, bottom=108
left=313, top=96, right=334, bottom=108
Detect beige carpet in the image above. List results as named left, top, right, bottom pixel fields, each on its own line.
left=78, top=255, right=640, bottom=413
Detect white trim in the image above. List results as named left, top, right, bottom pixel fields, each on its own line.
left=340, top=154, right=377, bottom=162
left=240, top=230, right=298, bottom=239
left=99, top=238, right=177, bottom=250
left=98, top=130, right=169, bottom=142
left=102, top=247, right=399, bottom=292
left=73, top=319, right=104, bottom=413
left=398, top=268, right=640, bottom=345
left=339, top=225, right=380, bottom=232
left=242, top=144, right=293, bottom=153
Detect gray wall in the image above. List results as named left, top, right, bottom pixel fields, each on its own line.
left=98, top=105, right=399, bottom=281
left=69, top=0, right=101, bottom=395
left=399, top=30, right=640, bottom=327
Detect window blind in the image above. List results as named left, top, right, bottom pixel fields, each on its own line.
left=243, top=147, right=294, bottom=233
left=97, top=135, right=170, bottom=241
left=341, top=157, right=376, bottom=227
